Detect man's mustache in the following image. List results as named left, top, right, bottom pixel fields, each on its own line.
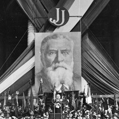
left=53, top=65, right=66, bottom=70
left=49, top=62, right=72, bottom=71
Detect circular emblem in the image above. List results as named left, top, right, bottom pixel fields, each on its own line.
left=48, top=7, right=69, bottom=27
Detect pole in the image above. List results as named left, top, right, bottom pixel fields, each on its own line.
left=53, top=84, right=56, bottom=119
left=61, top=83, right=64, bottom=119
left=53, top=102, right=55, bottom=119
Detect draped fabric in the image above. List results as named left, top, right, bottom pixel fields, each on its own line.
left=0, top=42, right=34, bottom=95
left=0, top=57, right=35, bottom=94
left=22, top=92, right=26, bottom=110
left=0, top=0, right=83, bottom=95
left=0, top=0, right=114, bottom=96
left=0, top=41, right=34, bottom=81
left=82, top=33, right=119, bottom=94
left=17, top=0, right=48, bottom=31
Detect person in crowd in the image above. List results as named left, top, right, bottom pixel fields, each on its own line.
left=54, top=94, right=62, bottom=113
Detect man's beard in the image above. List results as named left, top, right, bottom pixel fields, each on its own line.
left=44, top=62, right=73, bottom=91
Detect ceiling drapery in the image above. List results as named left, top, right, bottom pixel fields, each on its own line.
left=0, top=0, right=113, bottom=95
left=82, top=33, right=119, bottom=94
left=17, top=0, right=47, bottom=31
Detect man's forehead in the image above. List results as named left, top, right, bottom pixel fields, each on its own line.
left=46, top=38, right=72, bottom=50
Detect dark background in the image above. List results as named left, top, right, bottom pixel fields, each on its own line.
left=0, top=0, right=28, bottom=76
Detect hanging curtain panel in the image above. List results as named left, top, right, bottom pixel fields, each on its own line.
left=82, top=33, right=119, bottom=94
left=17, top=0, right=48, bottom=31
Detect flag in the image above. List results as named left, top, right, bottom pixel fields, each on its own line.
left=6, top=88, right=11, bottom=106
left=11, top=94, right=15, bottom=106
left=22, top=92, right=26, bottom=111
left=30, top=84, right=34, bottom=111
left=26, top=97, right=30, bottom=111
left=38, top=79, right=43, bottom=96
left=28, top=79, right=34, bottom=111
left=95, top=94, right=99, bottom=115
left=107, top=98, right=109, bottom=105
left=61, top=83, right=65, bottom=94
left=3, top=91, right=7, bottom=107
left=114, top=94, right=116, bottom=107
left=116, top=99, right=118, bottom=108
left=80, top=96, right=83, bottom=108
left=115, top=95, right=118, bottom=109
left=15, top=91, right=19, bottom=117
left=86, top=84, right=92, bottom=104
left=61, top=83, right=65, bottom=102
left=15, top=91, right=19, bottom=106
left=71, top=92, right=76, bottom=110
left=53, top=85, right=56, bottom=101
left=112, top=94, right=116, bottom=114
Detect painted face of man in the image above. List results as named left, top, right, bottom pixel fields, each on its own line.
left=41, top=34, right=74, bottom=90
left=44, top=38, right=73, bottom=68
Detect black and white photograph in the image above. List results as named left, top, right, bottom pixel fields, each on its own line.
left=0, top=0, right=119, bottom=118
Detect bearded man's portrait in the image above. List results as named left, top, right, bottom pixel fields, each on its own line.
left=32, top=32, right=82, bottom=96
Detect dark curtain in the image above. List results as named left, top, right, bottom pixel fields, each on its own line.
left=82, top=33, right=119, bottom=94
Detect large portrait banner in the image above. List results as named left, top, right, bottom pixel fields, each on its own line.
left=35, top=32, right=81, bottom=93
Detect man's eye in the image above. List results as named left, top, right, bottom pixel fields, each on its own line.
left=47, top=51, right=55, bottom=56
left=62, top=51, right=69, bottom=55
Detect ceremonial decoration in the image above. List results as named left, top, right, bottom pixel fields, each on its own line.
left=0, top=92, right=119, bottom=118
left=48, top=7, right=69, bottom=27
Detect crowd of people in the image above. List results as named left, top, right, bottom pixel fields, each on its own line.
left=0, top=92, right=119, bottom=119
